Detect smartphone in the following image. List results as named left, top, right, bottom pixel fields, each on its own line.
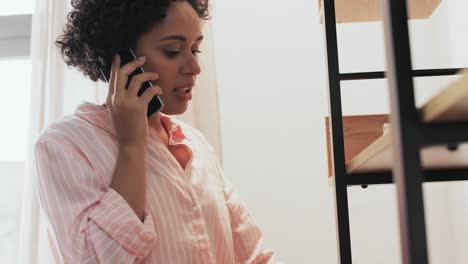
left=100, top=48, right=164, bottom=118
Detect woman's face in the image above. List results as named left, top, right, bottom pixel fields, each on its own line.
left=134, top=0, right=203, bottom=116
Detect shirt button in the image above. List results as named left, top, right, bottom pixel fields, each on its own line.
left=142, top=232, right=155, bottom=241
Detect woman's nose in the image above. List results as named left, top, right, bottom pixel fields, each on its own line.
left=182, top=55, right=201, bottom=76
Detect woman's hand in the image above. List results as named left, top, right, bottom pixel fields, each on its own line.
left=105, top=54, right=163, bottom=148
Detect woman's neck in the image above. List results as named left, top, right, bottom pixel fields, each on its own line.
left=149, top=112, right=163, bottom=131
left=149, top=112, right=169, bottom=146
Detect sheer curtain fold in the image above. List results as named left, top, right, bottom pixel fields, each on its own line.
left=17, top=1, right=221, bottom=263
left=17, top=1, right=68, bottom=263
left=177, top=19, right=223, bottom=161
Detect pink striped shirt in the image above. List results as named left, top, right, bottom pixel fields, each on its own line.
left=34, top=101, right=281, bottom=264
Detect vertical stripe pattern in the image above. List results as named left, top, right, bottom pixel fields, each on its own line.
left=34, top=101, right=281, bottom=264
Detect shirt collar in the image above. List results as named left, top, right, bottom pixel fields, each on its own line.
left=74, top=101, right=189, bottom=144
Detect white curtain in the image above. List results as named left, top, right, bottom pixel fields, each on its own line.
left=178, top=19, right=223, bottom=161
left=16, top=1, right=221, bottom=263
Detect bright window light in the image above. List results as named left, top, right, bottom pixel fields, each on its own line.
left=0, top=59, right=32, bottom=161
left=0, top=0, right=35, bottom=15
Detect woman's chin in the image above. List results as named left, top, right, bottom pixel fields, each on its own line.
left=161, top=103, right=189, bottom=116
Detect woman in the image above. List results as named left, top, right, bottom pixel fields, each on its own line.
left=34, top=0, right=281, bottom=263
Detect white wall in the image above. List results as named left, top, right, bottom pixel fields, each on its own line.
left=211, top=0, right=335, bottom=263
left=211, top=0, right=468, bottom=263
left=443, top=1, right=468, bottom=263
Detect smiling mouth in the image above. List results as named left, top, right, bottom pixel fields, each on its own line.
left=174, top=87, right=192, bottom=94
left=174, top=87, right=193, bottom=100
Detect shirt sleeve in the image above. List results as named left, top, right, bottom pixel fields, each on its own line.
left=218, top=163, right=282, bottom=264
left=34, top=137, right=157, bottom=263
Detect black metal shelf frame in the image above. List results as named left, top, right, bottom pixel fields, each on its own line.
left=340, top=68, right=462, bottom=81
left=347, top=169, right=468, bottom=186
left=322, top=0, right=468, bottom=263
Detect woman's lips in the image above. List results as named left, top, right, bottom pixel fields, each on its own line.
left=174, top=89, right=192, bottom=100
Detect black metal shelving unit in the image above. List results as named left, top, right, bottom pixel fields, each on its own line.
left=322, top=0, right=468, bottom=263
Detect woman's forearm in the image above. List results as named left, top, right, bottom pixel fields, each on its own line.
left=110, top=144, right=147, bottom=222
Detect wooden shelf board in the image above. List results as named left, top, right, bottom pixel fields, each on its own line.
left=347, top=134, right=468, bottom=173
left=421, top=69, right=468, bottom=122
left=318, top=0, right=442, bottom=24
left=345, top=70, right=468, bottom=174
left=325, top=114, right=389, bottom=176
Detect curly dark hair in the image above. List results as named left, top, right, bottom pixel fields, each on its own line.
left=56, top=0, right=210, bottom=82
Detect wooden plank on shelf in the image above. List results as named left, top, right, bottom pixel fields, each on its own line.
left=346, top=133, right=391, bottom=173
left=325, top=114, right=389, bottom=177
left=344, top=70, right=468, bottom=174
left=421, top=69, right=468, bottom=122
left=346, top=134, right=468, bottom=173
left=318, top=0, right=442, bottom=23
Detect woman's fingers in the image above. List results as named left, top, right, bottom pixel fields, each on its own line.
left=108, top=54, right=161, bottom=115
left=115, top=56, right=147, bottom=96
left=106, top=54, right=119, bottom=104
left=126, top=72, right=159, bottom=98
left=139, top=85, right=163, bottom=105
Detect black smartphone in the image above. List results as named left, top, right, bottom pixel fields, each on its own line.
left=100, top=48, right=164, bottom=118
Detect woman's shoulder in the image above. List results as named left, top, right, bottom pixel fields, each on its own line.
left=37, top=115, right=82, bottom=143
left=37, top=101, right=115, bottom=145
left=36, top=114, right=109, bottom=150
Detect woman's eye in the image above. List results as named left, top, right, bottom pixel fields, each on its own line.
left=163, top=50, right=180, bottom=58
left=163, top=50, right=203, bottom=59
